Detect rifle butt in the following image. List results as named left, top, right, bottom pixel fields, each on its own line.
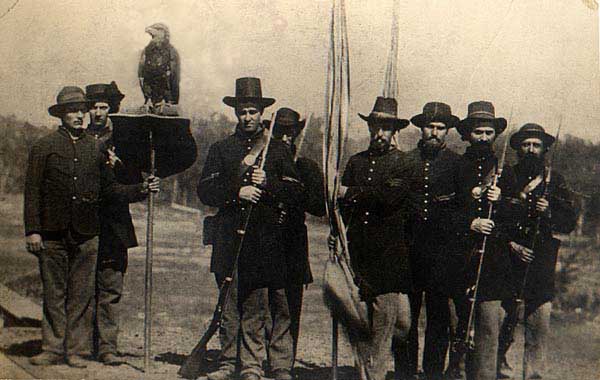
left=178, top=337, right=212, bottom=379
left=178, top=318, right=220, bottom=379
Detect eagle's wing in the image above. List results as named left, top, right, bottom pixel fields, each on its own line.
left=169, top=45, right=180, bottom=104
left=138, top=49, right=151, bottom=100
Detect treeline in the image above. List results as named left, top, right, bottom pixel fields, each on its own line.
left=0, top=115, right=49, bottom=193
left=2, top=113, right=600, bottom=224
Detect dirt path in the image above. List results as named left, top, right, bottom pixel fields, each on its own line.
left=1, top=196, right=598, bottom=379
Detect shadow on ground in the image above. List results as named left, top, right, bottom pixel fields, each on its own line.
left=4, top=339, right=41, bottom=357
left=155, top=349, right=220, bottom=374
left=295, top=365, right=358, bottom=380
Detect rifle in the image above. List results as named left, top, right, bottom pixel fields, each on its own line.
left=461, top=112, right=513, bottom=353
left=178, top=114, right=277, bottom=379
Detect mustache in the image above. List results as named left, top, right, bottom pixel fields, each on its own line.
left=369, top=137, right=389, bottom=148
left=370, top=137, right=388, bottom=146
left=520, top=152, right=543, bottom=162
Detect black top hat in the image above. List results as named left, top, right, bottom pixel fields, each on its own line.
left=86, top=82, right=125, bottom=106
left=48, top=86, right=94, bottom=118
left=509, top=123, right=555, bottom=150
left=223, top=77, right=275, bottom=109
left=410, top=102, right=459, bottom=129
left=457, top=101, right=507, bottom=137
left=358, top=97, right=410, bottom=130
left=267, top=107, right=306, bottom=137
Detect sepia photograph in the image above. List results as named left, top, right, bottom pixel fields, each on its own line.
left=0, top=1, right=599, bottom=379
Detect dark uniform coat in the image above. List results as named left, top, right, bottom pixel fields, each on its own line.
left=340, top=148, right=412, bottom=298
left=393, top=144, right=462, bottom=294
left=282, top=157, right=326, bottom=286
left=453, top=147, right=516, bottom=301
left=504, top=163, right=577, bottom=302
left=24, top=127, right=146, bottom=239
left=88, top=123, right=144, bottom=272
left=197, top=129, right=305, bottom=290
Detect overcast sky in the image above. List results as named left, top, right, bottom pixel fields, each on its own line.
left=1, top=0, right=599, bottom=141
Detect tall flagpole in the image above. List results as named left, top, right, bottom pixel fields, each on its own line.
left=383, top=0, right=400, bottom=148
left=383, top=0, right=399, bottom=99
left=324, top=1, right=351, bottom=379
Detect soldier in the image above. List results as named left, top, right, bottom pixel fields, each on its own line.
left=392, top=102, right=462, bottom=380
left=24, top=86, right=159, bottom=368
left=85, top=82, right=143, bottom=365
left=453, top=101, right=514, bottom=380
left=338, top=97, right=412, bottom=380
left=267, top=108, right=326, bottom=367
left=497, top=124, right=577, bottom=379
left=197, top=77, right=304, bottom=380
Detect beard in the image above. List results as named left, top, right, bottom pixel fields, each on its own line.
left=519, top=153, right=545, bottom=175
left=469, top=140, right=493, bottom=156
left=369, top=137, right=391, bottom=153
left=421, top=137, right=444, bottom=153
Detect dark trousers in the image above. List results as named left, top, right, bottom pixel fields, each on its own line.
left=447, top=293, right=470, bottom=375
left=285, top=284, right=304, bottom=363
left=94, top=236, right=127, bottom=357
left=214, top=274, right=241, bottom=372
left=394, top=290, right=453, bottom=380
left=38, top=234, right=98, bottom=356
left=240, top=287, right=293, bottom=377
left=394, top=291, right=422, bottom=378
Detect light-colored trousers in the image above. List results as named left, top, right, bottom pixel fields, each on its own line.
left=522, top=301, right=551, bottom=379
left=355, top=292, right=411, bottom=380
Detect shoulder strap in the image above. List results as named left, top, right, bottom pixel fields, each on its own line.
left=238, top=133, right=268, bottom=177
left=521, top=174, right=544, bottom=194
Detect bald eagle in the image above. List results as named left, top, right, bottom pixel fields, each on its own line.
left=138, top=23, right=180, bottom=111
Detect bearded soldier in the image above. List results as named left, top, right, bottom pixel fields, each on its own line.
left=338, top=97, right=412, bottom=380
left=267, top=108, right=326, bottom=367
left=453, top=101, right=515, bottom=380
left=496, top=124, right=577, bottom=379
left=392, top=102, right=462, bottom=380
left=197, top=78, right=304, bottom=380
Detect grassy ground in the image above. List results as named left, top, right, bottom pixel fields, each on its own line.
left=1, top=193, right=599, bottom=379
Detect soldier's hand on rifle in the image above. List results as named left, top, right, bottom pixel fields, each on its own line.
left=470, top=217, right=495, bottom=235
left=276, top=202, right=287, bottom=225
left=142, top=175, right=161, bottom=194
left=536, top=197, right=549, bottom=214
left=487, top=185, right=501, bottom=202
left=509, top=241, right=534, bottom=263
left=106, top=147, right=122, bottom=168
left=239, top=185, right=262, bottom=204
left=386, top=178, right=404, bottom=188
left=25, top=233, right=45, bottom=255
left=327, top=234, right=337, bottom=252
left=251, top=166, right=267, bottom=187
